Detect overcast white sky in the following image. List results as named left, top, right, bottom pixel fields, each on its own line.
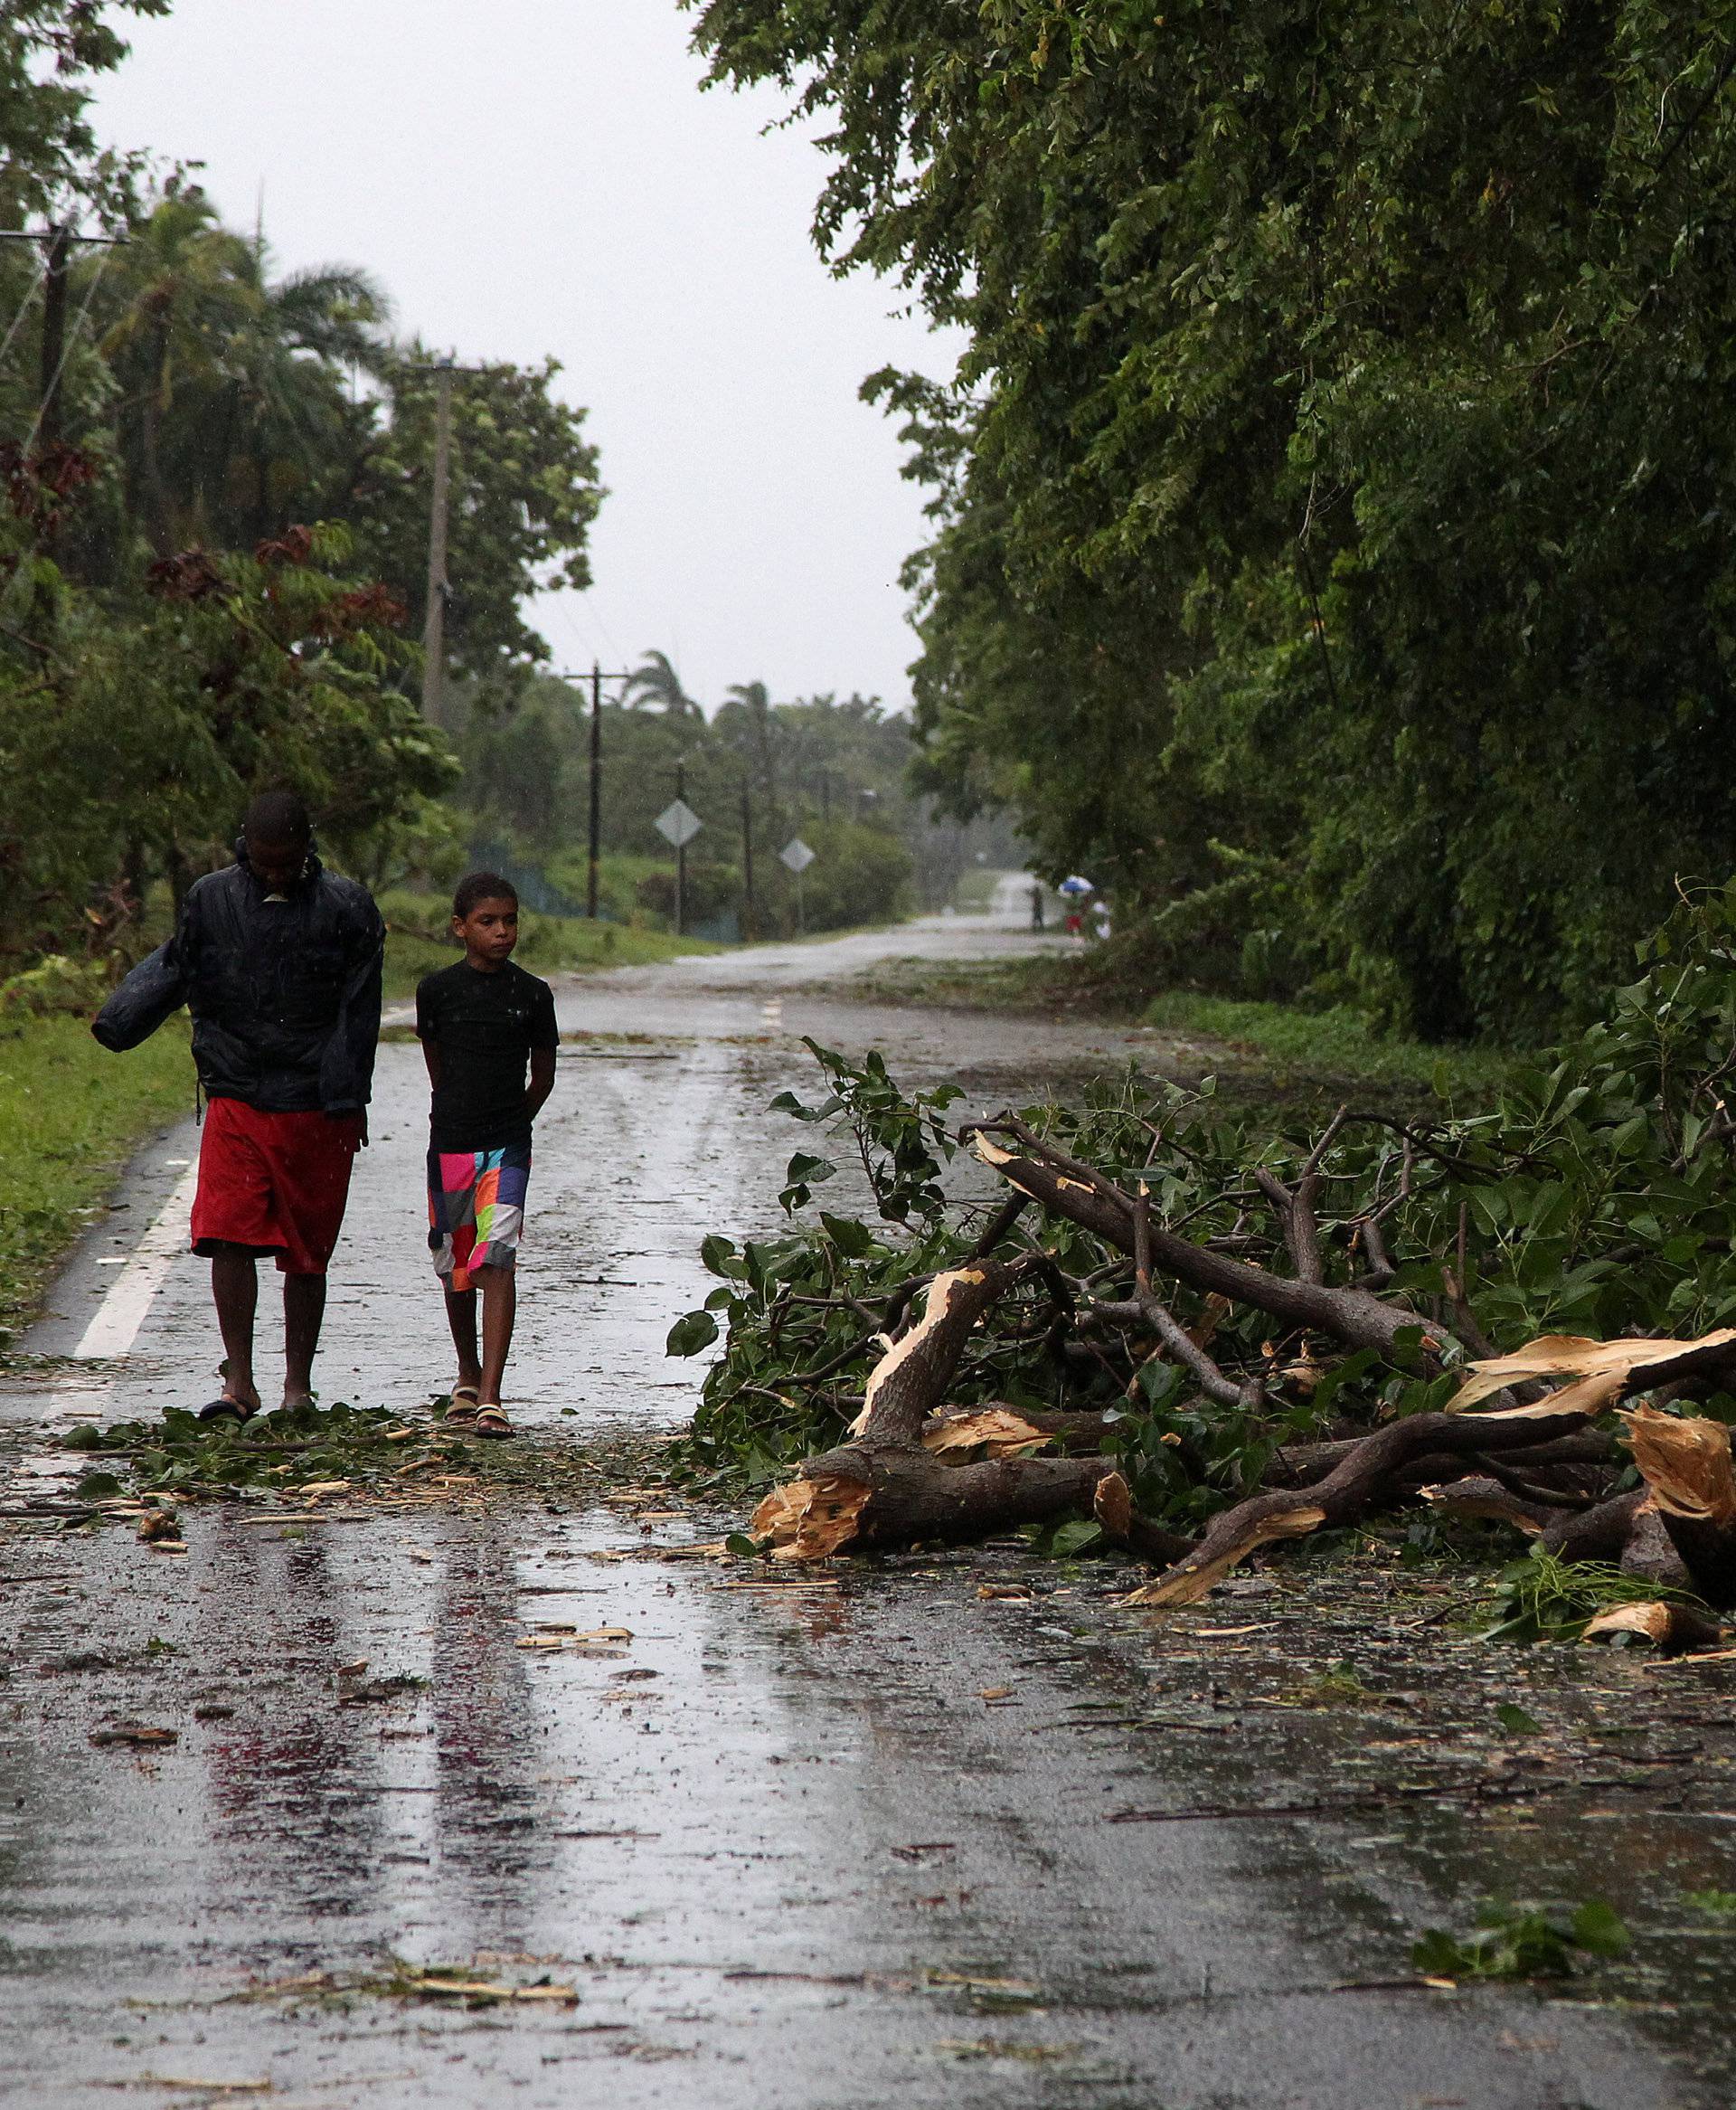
left=89, top=0, right=960, bottom=714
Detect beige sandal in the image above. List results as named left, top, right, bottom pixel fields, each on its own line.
left=443, top=1384, right=481, bottom=1424
left=473, top=1406, right=514, bottom=1439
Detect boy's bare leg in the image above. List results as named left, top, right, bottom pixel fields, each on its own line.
left=443, top=1285, right=484, bottom=1394
left=477, top=1268, right=516, bottom=1407
left=282, top=1273, right=326, bottom=1408
left=210, top=1249, right=263, bottom=1412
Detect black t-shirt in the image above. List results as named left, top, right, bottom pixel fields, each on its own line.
left=416, top=960, right=559, bottom=1150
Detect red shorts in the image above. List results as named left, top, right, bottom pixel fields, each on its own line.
left=190, top=1097, right=363, bottom=1275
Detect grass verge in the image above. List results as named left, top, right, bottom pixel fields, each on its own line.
left=1141, top=991, right=1522, bottom=1102
left=378, top=891, right=719, bottom=998
left=841, top=951, right=1524, bottom=1108
left=0, top=1013, right=193, bottom=1347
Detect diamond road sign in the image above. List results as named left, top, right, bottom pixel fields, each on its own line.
left=779, top=837, right=816, bottom=875
left=655, top=799, right=703, bottom=848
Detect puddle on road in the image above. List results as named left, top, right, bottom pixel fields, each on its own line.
left=0, top=1495, right=1723, bottom=2108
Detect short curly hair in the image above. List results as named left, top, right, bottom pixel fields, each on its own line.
left=452, top=871, right=519, bottom=920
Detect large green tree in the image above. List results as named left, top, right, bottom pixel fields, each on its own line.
left=693, top=0, right=1736, bottom=1037
left=349, top=350, right=602, bottom=678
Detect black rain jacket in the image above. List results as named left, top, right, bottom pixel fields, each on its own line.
left=92, top=849, right=385, bottom=1115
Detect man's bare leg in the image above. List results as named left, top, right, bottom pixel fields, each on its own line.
left=210, top=1248, right=263, bottom=1413
left=477, top=1269, right=516, bottom=1408
left=282, top=1273, right=326, bottom=1408
left=443, top=1284, right=484, bottom=1396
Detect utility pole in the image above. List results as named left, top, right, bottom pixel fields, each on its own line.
left=37, top=222, right=71, bottom=456
left=675, top=758, right=687, bottom=937
left=408, top=356, right=487, bottom=728
left=741, top=781, right=755, bottom=941
left=554, top=666, right=634, bottom=917
left=420, top=362, right=455, bottom=728
left=820, top=770, right=830, bottom=824
left=589, top=663, right=604, bottom=919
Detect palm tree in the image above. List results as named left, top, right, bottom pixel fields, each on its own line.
left=98, top=186, right=259, bottom=552
left=626, top=648, right=702, bottom=719
left=99, top=186, right=392, bottom=553
left=721, top=678, right=778, bottom=800
left=230, top=250, right=392, bottom=540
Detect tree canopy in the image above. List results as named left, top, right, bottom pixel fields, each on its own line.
left=0, top=7, right=600, bottom=972
left=692, top=0, right=1736, bottom=1037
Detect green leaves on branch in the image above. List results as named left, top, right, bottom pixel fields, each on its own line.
left=696, top=0, right=1736, bottom=1038
left=669, top=887, right=1736, bottom=1528
left=666, top=1310, right=722, bottom=1358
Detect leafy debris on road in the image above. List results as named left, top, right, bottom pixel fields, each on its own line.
left=668, top=893, right=1736, bottom=1642
left=1412, top=1897, right=1629, bottom=1982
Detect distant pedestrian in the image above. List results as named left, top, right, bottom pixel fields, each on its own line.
left=1029, top=882, right=1044, bottom=932
left=417, top=873, right=559, bottom=1438
left=1093, top=898, right=1112, bottom=942
left=93, top=790, right=384, bottom=1422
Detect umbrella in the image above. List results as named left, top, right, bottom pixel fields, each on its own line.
left=1057, top=875, right=1095, bottom=896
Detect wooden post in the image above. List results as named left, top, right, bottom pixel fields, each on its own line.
left=37, top=222, right=71, bottom=457
left=741, top=781, right=755, bottom=941
left=420, top=362, right=455, bottom=725
left=587, top=661, right=602, bottom=918
left=675, top=759, right=687, bottom=937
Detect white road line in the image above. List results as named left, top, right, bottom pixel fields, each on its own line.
left=72, top=1161, right=201, bottom=1361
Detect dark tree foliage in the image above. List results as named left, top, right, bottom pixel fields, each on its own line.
left=0, top=10, right=601, bottom=973
left=692, top=0, right=1736, bottom=1037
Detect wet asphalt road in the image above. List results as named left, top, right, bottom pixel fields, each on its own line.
left=0, top=891, right=1724, bottom=2106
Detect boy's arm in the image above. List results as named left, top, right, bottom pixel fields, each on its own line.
left=525, top=1046, right=555, bottom=1121
left=525, top=980, right=558, bottom=1121
left=422, top=1040, right=444, bottom=1090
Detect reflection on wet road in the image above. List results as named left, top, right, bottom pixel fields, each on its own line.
left=0, top=899, right=1719, bottom=2105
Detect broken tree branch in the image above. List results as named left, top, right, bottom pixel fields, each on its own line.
left=966, top=1119, right=1452, bottom=1366
left=1125, top=1403, right=1597, bottom=1607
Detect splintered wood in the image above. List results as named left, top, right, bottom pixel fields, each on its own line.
left=1121, top=1507, right=1326, bottom=1608
left=1583, top=1599, right=1727, bottom=1654
left=1451, top=1329, right=1736, bottom=1416
left=846, top=1264, right=1000, bottom=1443
left=921, top=1408, right=1052, bottom=1461
left=1620, top=1405, right=1736, bottom=1523
left=750, top=1473, right=868, bottom=1561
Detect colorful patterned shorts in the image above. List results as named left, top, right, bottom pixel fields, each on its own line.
left=427, top=1145, right=531, bottom=1292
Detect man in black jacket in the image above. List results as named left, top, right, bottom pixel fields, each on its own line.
left=93, top=790, right=384, bottom=1422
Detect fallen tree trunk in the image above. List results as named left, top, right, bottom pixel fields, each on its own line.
left=736, top=1064, right=1736, bottom=1619
left=752, top=1445, right=1117, bottom=1559
left=751, top=1254, right=1128, bottom=1561
left=1265, top=1430, right=1617, bottom=1490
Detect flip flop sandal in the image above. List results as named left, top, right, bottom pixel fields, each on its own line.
left=197, top=1396, right=256, bottom=1426
left=472, top=1407, right=514, bottom=1440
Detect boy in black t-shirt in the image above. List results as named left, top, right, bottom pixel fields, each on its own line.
left=416, top=873, right=559, bottom=1436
